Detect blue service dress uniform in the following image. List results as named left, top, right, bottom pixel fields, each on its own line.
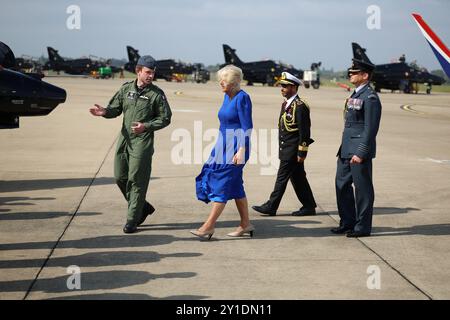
left=336, top=83, right=382, bottom=234
left=196, top=90, right=253, bottom=203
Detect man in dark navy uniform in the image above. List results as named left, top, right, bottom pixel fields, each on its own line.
left=252, top=72, right=316, bottom=216
left=331, top=59, right=382, bottom=237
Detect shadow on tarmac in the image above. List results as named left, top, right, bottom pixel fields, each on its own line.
left=0, top=196, right=57, bottom=213
left=0, top=196, right=56, bottom=205
left=0, top=211, right=101, bottom=221
left=0, top=270, right=197, bottom=294
left=372, top=207, right=421, bottom=215
left=371, top=224, right=450, bottom=236
left=0, top=251, right=202, bottom=269
left=45, top=293, right=208, bottom=300
left=0, top=176, right=159, bottom=193
left=326, top=206, right=421, bottom=216
left=0, top=234, right=178, bottom=251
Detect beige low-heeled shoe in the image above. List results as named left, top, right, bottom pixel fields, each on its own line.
left=227, top=224, right=255, bottom=237
left=190, top=229, right=214, bottom=240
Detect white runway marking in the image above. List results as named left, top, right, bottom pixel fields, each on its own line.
left=420, top=158, right=450, bottom=164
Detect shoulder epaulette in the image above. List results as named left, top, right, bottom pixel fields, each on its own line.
left=298, top=97, right=310, bottom=109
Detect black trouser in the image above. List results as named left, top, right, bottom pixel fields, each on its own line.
left=267, top=160, right=316, bottom=212
left=335, top=157, right=374, bottom=233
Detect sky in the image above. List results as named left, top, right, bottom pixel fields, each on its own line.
left=1, top=0, right=449, bottom=71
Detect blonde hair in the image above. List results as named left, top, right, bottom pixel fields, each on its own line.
left=217, top=65, right=242, bottom=92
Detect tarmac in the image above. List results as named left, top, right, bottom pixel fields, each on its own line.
left=0, top=78, right=449, bottom=300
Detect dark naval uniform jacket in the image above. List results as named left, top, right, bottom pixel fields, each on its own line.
left=338, top=84, right=381, bottom=159
left=278, top=95, right=314, bottom=161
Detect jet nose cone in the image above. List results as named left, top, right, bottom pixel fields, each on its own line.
left=436, top=75, right=446, bottom=85
left=41, top=81, right=67, bottom=104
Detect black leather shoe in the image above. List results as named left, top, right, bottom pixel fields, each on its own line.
left=292, top=207, right=316, bottom=216
left=346, top=231, right=370, bottom=238
left=137, top=202, right=155, bottom=226
left=330, top=226, right=353, bottom=234
left=123, top=221, right=137, bottom=234
left=252, top=205, right=276, bottom=216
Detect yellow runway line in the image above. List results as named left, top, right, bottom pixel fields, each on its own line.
left=400, top=104, right=426, bottom=115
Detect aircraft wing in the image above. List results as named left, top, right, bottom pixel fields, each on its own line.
left=412, top=13, right=450, bottom=78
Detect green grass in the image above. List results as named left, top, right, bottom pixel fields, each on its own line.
left=417, top=83, right=450, bottom=93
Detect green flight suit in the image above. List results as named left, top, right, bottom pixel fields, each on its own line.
left=103, top=80, right=172, bottom=222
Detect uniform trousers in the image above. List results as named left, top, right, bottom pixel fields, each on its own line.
left=267, top=160, right=316, bottom=211
left=335, top=157, right=374, bottom=233
left=114, top=144, right=153, bottom=222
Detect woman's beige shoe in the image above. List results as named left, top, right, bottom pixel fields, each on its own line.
left=190, top=229, right=214, bottom=240
left=227, top=224, right=255, bottom=237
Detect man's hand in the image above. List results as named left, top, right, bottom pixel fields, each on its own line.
left=131, top=122, right=146, bottom=134
left=297, top=156, right=305, bottom=163
left=350, top=155, right=363, bottom=164
left=89, top=104, right=106, bottom=116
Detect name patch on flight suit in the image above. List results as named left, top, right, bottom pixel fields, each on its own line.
left=127, top=91, right=137, bottom=100
left=346, top=98, right=363, bottom=110
left=139, top=95, right=149, bottom=100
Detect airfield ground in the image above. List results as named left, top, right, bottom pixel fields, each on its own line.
left=0, top=78, right=449, bottom=300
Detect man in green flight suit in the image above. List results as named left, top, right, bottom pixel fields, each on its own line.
left=89, top=55, right=172, bottom=233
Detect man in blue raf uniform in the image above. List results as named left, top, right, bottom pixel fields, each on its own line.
left=252, top=72, right=316, bottom=216
left=331, top=59, right=382, bottom=237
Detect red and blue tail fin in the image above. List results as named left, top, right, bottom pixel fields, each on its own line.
left=412, top=13, right=450, bottom=78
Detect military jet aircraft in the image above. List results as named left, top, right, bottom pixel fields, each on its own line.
left=14, top=56, right=43, bottom=73
left=192, top=63, right=210, bottom=84
left=0, top=42, right=66, bottom=129
left=44, top=47, right=104, bottom=75
left=124, top=46, right=205, bottom=82
left=352, top=42, right=445, bottom=94
left=222, top=44, right=303, bottom=86
left=105, top=58, right=126, bottom=73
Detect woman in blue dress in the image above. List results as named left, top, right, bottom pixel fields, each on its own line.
left=191, top=65, right=255, bottom=240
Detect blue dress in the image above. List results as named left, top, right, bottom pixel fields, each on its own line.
left=196, top=90, right=253, bottom=203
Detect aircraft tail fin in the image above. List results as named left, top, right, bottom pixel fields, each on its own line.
left=222, top=44, right=244, bottom=66
left=47, top=47, right=64, bottom=62
left=412, top=13, right=450, bottom=78
left=126, top=46, right=140, bottom=64
left=351, top=43, right=373, bottom=65
left=0, top=41, right=16, bottom=68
